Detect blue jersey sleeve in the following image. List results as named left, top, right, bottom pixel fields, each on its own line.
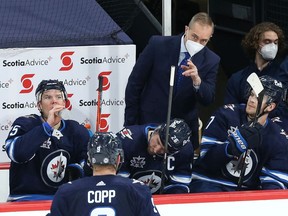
left=5, top=114, right=50, bottom=162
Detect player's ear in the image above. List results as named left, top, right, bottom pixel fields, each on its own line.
left=147, top=130, right=154, bottom=142
left=184, top=25, right=189, bottom=34
left=37, top=102, right=42, bottom=112
left=264, top=102, right=276, bottom=112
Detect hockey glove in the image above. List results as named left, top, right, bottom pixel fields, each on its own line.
left=227, top=123, right=262, bottom=158
left=66, top=163, right=85, bottom=181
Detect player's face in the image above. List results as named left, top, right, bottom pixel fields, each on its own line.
left=38, top=89, right=66, bottom=118
left=147, top=133, right=165, bottom=155
left=246, top=90, right=268, bottom=118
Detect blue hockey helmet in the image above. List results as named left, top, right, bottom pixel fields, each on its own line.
left=88, top=132, right=124, bottom=168
left=155, top=118, right=191, bottom=154
left=260, top=75, right=284, bottom=105
left=35, top=79, right=67, bottom=102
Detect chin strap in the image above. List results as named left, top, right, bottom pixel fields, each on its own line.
left=249, top=103, right=270, bottom=123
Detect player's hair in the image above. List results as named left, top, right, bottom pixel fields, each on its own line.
left=154, top=118, right=191, bottom=154
left=35, top=79, right=67, bottom=102
left=241, top=22, right=285, bottom=59
left=88, top=132, right=124, bottom=170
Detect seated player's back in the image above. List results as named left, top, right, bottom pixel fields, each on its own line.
left=50, top=175, right=157, bottom=216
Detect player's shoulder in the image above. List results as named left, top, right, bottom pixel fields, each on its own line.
left=262, top=120, right=288, bottom=155
left=209, top=104, right=244, bottom=126
left=13, top=114, right=40, bottom=125
left=64, top=119, right=84, bottom=127
left=266, top=119, right=288, bottom=140
left=56, top=180, right=77, bottom=196
left=117, top=124, right=157, bottom=139
left=126, top=178, right=152, bottom=195
left=64, top=120, right=88, bottom=133
left=57, top=176, right=90, bottom=194
left=117, top=125, right=143, bottom=143
left=15, top=113, right=39, bottom=120
left=216, top=104, right=243, bottom=116
left=116, top=175, right=151, bottom=193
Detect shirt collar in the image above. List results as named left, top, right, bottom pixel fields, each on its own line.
left=180, top=35, right=188, bottom=53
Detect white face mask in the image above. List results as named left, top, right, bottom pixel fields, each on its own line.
left=259, top=43, right=278, bottom=61
left=185, top=40, right=204, bottom=57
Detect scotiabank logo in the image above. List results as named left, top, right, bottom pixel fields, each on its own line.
left=65, top=93, right=73, bottom=110
left=98, top=71, right=112, bottom=91
left=19, top=74, right=35, bottom=93
left=98, top=113, right=111, bottom=132
left=60, top=51, right=74, bottom=71
left=97, top=71, right=112, bottom=132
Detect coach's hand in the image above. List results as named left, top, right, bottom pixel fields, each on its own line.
left=226, top=123, right=262, bottom=158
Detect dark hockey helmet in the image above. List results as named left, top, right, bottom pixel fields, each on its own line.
left=35, top=79, right=67, bottom=102
left=260, top=75, right=284, bottom=105
left=155, top=118, right=191, bottom=154
left=88, top=132, right=124, bottom=168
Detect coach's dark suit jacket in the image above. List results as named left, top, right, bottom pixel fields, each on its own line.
left=124, top=34, right=220, bottom=148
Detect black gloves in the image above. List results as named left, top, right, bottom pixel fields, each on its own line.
left=227, top=123, right=262, bottom=158
left=65, top=163, right=85, bottom=181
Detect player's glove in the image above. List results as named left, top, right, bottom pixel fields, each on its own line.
left=66, top=163, right=85, bottom=181
left=226, top=123, right=262, bottom=158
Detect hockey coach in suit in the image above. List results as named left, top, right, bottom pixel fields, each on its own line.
left=124, top=12, right=220, bottom=149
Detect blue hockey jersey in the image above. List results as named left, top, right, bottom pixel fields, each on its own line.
left=116, top=124, right=194, bottom=194
left=192, top=104, right=288, bottom=190
left=5, top=114, right=90, bottom=201
left=49, top=175, right=160, bottom=216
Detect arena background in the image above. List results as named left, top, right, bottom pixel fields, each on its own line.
left=0, top=0, right=135, bottom=162
left=93, top=0, right=288, bottom=133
